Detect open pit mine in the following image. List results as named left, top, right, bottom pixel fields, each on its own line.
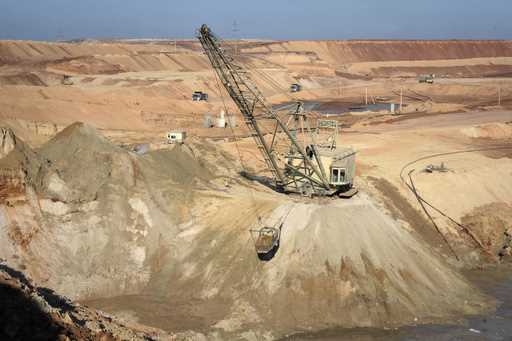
left=1, top=24, right=512, bottom=341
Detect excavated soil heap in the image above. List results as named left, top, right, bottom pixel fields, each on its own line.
left=462, top=122, right=512, bottom=140
left=0, top=123, right=494, bottom=340
left=105, top=195, right=490, bottom=339
left=0, top=122, right=217, bottom=300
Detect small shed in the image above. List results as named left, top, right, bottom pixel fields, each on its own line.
left=204, top=113, right=214, bottom=128
left=62, top=75, right=74, bottom=86
left=167, top=131, right=186, bottom=144
left=217, top=109, right=226, bottom=128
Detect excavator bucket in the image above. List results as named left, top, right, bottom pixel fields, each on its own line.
left=250, top=225, right=281, bottom=261
left=338, top=187, right=358, bottom=198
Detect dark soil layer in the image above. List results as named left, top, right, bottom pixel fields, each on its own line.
left=368, top=176, right=451, bottom=255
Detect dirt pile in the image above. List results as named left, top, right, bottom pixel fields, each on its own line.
left=36, top=122, right=126, bottom=203
left=84, top=191, right=493, bottom=339
left=0, top=126, right=42, bottom=186
left=48, top=56, right=126, bottom=75
left=462, top=122, right=512, bottom=139
left=0, top=127, right=17, bottom=159
left=0, top=261, right=170, bottom=340
left=0, top=122, right=231, bottom=300
left=461, top=203, right=512, bottom=260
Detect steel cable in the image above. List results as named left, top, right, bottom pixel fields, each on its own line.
left=400, top=145, right=512, bottom=260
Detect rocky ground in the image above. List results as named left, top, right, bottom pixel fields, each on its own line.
left=0, top=261, right=172, bottom=340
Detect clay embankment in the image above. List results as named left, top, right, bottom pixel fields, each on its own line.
left=1, top=39, right=512, bottom=141
left=2, top=39, right=512, bottom=67
left=243, top=40, right=512, bottom=76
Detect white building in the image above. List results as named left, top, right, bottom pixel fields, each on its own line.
left=217, top=109, right=226, bottom=128
left=167, top=131, right=186, bottom=144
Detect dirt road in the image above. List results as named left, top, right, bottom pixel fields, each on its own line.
left=361, top=110, right=512, bottom=132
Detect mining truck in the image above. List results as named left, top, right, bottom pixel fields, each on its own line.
left=418, top=74, right=434, bottom=84
left=290, top=83, right=302, bottom=92
left=192, top=91, right=208, bottom=101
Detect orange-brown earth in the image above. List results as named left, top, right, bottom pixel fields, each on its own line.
left=0, top=39, right=512, bottom=144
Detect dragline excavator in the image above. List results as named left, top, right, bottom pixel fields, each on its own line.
left=197, top=24, right=357, bottom=198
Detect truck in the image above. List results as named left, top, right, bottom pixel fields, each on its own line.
left=418, top=74, right=435, bottom=84
left=290, top=83, right=302, bottom=92
left=192, top=91, right=208, bottom=101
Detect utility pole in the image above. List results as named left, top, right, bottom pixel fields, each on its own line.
left=365, top=87, right=368, bottom=105
left=400, top=87, right=403, bottom=112
left=232, top=20, right=240, bottom=55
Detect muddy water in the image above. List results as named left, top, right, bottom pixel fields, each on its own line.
left=273, top=101, right=352, bottom=115
left=83, top=295, right=228, bottom=333
left=273, top=101, right=400, bottom=115
left=283, top=266, right=512, bottom=341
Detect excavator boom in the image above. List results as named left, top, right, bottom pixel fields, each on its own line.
left=198, top=24, right=341, bottom=195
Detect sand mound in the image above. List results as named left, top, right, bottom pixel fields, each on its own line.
left=0, top=127, right=42, bottom=186
left=461, top=203, right=512, bottom=257
left=98, top=193, right=491, bottom=339
left=37, top=122, right=123, bottom=202
left=0, top=127, right=17, bottom=159
left=48, top=56, right=126, bottom=75
left=0, top=127, right=41, bottom=163
left=267, top=196, right=489, bottom=328
left=0, top=122, right=230, bottom=300
left=462, top=122, right=512, bottom=139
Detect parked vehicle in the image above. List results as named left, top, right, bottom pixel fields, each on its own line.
left=192, top=91, right=208, bottom=101
left=290, top=83, right=302, bottom=92
left=167, top=131, right=186, bottom=144
left=418, top=74, right=434, bottom=84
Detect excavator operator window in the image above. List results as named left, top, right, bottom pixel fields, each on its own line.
left=330, top=168, right=346, bottom=184
left=305, top=145, right=314, bottom=160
